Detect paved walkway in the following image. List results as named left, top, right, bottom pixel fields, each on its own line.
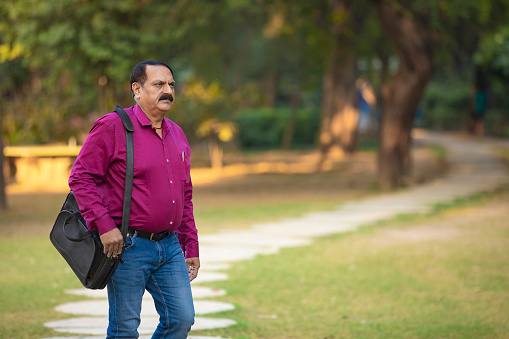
left=43, top=132, right=509, bottom=339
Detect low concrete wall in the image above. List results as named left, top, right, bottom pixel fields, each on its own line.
left=4, top=145, right=81, bottom=193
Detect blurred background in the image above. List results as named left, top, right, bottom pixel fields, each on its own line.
left=2, top=1, right=509, bottom=338
left=1, top=0, right=508, bottom=208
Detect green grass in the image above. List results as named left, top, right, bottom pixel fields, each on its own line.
left=2, top=189, right=508, bottom=338
left=193, top=191, right=509, bottom=339
left=0, top=192, right=350, bottom=338
left=0, top=193, right=90, bottom=338
left=0, top=236, right=84, bottom=338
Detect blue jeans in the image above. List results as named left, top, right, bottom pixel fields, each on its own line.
left=106, top=232, right=195, bottom=338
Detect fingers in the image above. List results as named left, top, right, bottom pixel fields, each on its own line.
left=107, top=242, right=123, bottom=258
left=186, top=257, right=200, bottom=270
left=104, top=242, right=122, bottom=258
left=186, top=257, right=200, bottom=282
left=100, top=228, right=124, bottom=258
left=188, top=266, right=199, bottom=282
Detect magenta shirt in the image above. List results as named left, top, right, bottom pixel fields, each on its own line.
left=69, top=104, right=199, bottom=258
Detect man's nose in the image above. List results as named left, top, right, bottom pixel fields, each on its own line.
left=164, top=83, right=173, bottom=93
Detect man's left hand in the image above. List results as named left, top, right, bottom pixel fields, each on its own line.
left=185, top=257, right=200, bottom=282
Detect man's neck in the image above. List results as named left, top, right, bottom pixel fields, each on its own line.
left=138, top=104, right=165, bottom=128
left=146, top=114, right=164, bottom=128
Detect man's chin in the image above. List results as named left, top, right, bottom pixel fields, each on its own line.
left=158, top=101, right=173, bottom=111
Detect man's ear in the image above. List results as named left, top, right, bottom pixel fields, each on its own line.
left=132, top=82, right=141, bottom=99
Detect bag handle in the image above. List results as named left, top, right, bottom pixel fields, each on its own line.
left=114, top=105, right=134, bottom=240
left=61, top=210, right=94, bottom=242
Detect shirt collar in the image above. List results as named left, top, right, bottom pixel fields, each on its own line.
left=134, top=104, right=169, bottom=130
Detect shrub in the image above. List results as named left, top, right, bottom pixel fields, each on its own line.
left=234, top=107, right=320, bottom=149
left=421, top=78, right=471, bottom=130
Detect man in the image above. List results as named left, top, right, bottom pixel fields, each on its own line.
left=69, top=60, right=199, bottom=338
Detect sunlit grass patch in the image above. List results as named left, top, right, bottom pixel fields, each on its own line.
left=195, top=191, right=509, bottom=339
left=0, top=236, right=85, bottom=339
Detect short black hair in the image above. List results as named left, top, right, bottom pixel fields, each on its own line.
left=130, top=60, right=174, bottom=96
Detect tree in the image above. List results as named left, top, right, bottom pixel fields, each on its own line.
left=372, top=0, right=433, bottom=189
left=0, top=56, right=28, bottom=210
left=0, top=0, right=161, bottom=207
left=371, top=0, right=506, bottom=189
left=474, top=25, right=509, bottom=134
left=3, top=0, right=508, bottom=201
left=196, top=119, right=237, bottom=168
left=319, top=0, right=361, bottom=163
left=0, top=111, right=5, bottom=210
left=0, top=2, right=27, bottom=209
left=6, top=0, right=151, bottom=110
left=296, top=0, right=385, bottom=167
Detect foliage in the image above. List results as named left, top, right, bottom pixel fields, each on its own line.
left=1, top=0, right=326, bottom=146
left=0, top=0, right=508, bottom=166
left=381, top=0, right=509, bottom=117
left=234, top=107, right=320, bottom=149
left=196, top=119, right=238, bottom=143
left=0, top=0, right=506, bottom=143
left=475, top=27, right=509, bottom=80
left=474, top=25, right=509, bottom=136
left=421, top=78, right=471, bottom=131
left=0, top=0, right=148, bottom=144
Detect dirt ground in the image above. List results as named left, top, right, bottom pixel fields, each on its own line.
left=370, top=190, right=509, bottom=249
left=192, top=146, right=445, bottom=209
left=375, top=194, right=509, bottom=244
left=2, top=146, right=445, bottom=237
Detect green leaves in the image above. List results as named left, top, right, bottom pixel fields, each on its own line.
left=1, top=0, right=509, bottom=146
left=476, top=26, right=509, bottom=77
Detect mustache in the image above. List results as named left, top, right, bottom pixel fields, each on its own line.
left=159, top=94, right=174, bottom=102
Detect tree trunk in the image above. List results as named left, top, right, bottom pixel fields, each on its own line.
left=262, top=71, right=278, bottom=108
left=281, top=93, right=299, bottom=149
left=373, top=0, right=432, bottom=190
left=209, top=138, right=223, bottom=169
left=318, top=0, right=360, bottom=166
left=319, top=54, right=359, bottom=163
left=0, top=111, right=7, bottom=210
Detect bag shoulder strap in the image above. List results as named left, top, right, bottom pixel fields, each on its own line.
left=114, top=105, right=134, bottom=240
left=114, top=105, right=135, bottom=132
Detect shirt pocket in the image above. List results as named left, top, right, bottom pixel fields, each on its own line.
left=178, top=145, right=192, bottom=185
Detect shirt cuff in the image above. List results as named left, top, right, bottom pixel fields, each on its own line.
left=184, top=241, right=199, bottom=259
left=95, top=213, right=117, bottom=236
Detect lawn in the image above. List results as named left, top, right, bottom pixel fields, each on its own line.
left=194, top=190, right=509, bottom=339
left=0, top=180, right=368, bottom=338
left=0, top=147, right=460, bottom=338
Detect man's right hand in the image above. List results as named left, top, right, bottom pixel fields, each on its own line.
left=100, top=228, right=124, bottom=258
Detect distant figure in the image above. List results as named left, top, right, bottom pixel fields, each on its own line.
left=69, top=60, right=199, bottom=338
left=415, top=104, right=424, bottom=127
left=468, top=68, right=489, bottom=136
left=356, top=78, right=376, bottom=133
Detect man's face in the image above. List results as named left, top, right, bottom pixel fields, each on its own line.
left=133, top=65, right=175, bottom=116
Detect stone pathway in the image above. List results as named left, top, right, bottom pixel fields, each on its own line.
left=43, top=132, right=509, bottom=339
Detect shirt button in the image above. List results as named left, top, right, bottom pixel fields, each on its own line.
left=170, top=180, right=173, bottom=184
left=173, top=200, right=175, bottom=204
left=166, top=159, right=169, bottom=162
left=170, top=221, right=173, bottom=225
